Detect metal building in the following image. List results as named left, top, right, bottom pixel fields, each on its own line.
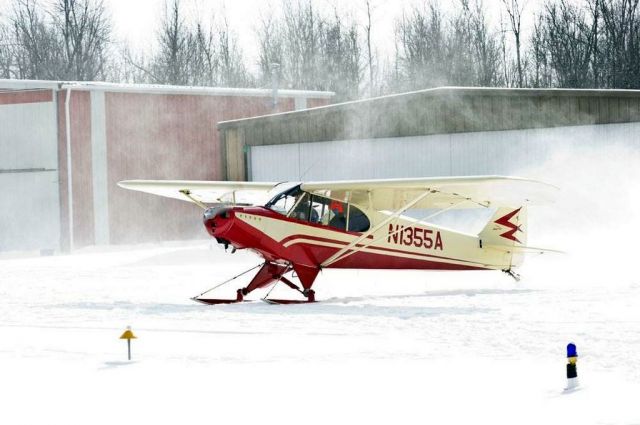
left=0, top=88, right=59, bottom=252
left=217, top=87, right=640, bottom=182
left=0, top=80, right=332, bottom=252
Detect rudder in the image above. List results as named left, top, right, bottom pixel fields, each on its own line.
left=479, top=207, right=527, bottom=268
left=480, top=206, right=527, bottom=246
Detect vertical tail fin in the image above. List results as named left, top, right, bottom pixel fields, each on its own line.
left=479, top=206, right=527, bottom=268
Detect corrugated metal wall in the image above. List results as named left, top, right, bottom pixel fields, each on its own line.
left=0, top=90, right=60, bottom=252
left=106, top=92, right=225, bottom=244
left=250, top=122, right=640, bottom=181
left=221, top=88, right=640, bottom=182
left=223, top=88, right=640, bottom=149
left=105, top=93, right=303, bottom=245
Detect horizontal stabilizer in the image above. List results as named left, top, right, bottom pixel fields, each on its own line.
left=484, top=244, right=564, bottom=255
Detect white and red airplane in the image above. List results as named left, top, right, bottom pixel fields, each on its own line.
left=119, top=176, right=557, bottom=304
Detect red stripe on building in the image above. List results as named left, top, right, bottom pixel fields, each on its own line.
left=0, top=89, right=53, bottom=105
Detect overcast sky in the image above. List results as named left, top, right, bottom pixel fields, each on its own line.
left=0, top=0, right=539, bottom=72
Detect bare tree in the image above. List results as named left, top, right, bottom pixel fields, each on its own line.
left=469, top=1, right=503, bottom=86
left=9, top=0, right=62, bottom=79
left=112, top=44, right=152, bottom=83
left=150, top=0, right=190, bottom=85
left=392, top=1, right=503, bottom=91
left=0, top=18, right=13, bottom=77
left=585, top=0, right=602, bottom=86
left=257, top=12, right=284, bottom=88
left=6, top=0, right=111, bottom=80
left=142, top=0, right=251, bottom=87
left=543, top=0, right=598, bottom=87
left=395, top=3, right=448, bottom=90
left=216, top=17, right=252, bottom=87
left=52, top=0, right=112, bottom=80
left=448, top=4, right=475, bottom=86
left=364, top=0, right=378, bottom=97
left=257, top=1, right=362, bottom=100
left=281, top=1, right=320, bottom=90
left=598, top=0, right=640, bottom=88
left=529, top=13, right=552, bottom=87
left=319, top=11, right=362, bottom=100
left=458, top=0, right=503, bottom=86
left=501, top=0, right=526, bottom=87
left=189, top=20, right=215, bottom=85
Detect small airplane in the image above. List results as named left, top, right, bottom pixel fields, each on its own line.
left=119, top=176, right=557, bottom=304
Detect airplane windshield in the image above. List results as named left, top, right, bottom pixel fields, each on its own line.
left=265, top=185, right=303, bottom=215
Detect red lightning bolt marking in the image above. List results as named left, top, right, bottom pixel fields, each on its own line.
left=494, top=207, right=522, bottom=243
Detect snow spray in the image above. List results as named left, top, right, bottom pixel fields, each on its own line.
left=566, top=343, right=578, bottom=390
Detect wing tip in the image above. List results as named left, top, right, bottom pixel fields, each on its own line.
left=117, top=180, right=139, bottom=190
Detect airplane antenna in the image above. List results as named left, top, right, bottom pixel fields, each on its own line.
left=298, top=155, right=322, bottom=180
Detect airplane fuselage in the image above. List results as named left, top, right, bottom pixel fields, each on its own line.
left=204, top=205, right=513, bottom=272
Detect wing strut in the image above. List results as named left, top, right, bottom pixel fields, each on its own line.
left=324, top=197, right=472, bottom=268
left=321, top=188, right=435, bottom=268
left=179, top=189, right=207, bottom=210
left=344, top=198, right=472, bottom=264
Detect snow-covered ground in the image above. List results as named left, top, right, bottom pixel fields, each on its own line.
left=2, top=146, right=639, bottom=424
left=1, top=239, right=639, bottom=425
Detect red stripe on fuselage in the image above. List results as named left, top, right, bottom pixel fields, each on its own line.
left=283, top=241, right=487, bottom=271
left=280, top=233, right=485, bottom=267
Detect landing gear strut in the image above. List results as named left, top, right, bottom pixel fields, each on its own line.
left=193, top=262, right=319, bottom=305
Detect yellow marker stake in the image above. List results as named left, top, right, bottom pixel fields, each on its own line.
left=119, top=326, right=137, bottom=360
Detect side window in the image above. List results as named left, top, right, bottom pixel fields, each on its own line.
left=307, top=195, right=347, bottom=230
left=327, top=199, right=347, bottom=231
left=348, top=204, right=370, bottom=232
left=267, top=189, right=368, bottom=233
left=289, top=193, right=311, bottom=221
left=309, top=196, right=325, bottom=224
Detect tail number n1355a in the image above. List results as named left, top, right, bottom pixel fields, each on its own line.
left=387, top=224, right=443, bottom=250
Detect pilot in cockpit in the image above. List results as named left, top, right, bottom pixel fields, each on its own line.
left=290, top=193, right=320, bottom=223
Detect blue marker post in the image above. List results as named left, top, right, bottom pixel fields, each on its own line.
left=566, top=343, right=578, bottom=390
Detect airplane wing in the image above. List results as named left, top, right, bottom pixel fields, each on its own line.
left=118, top=180, right=283, bottom=207
left=301, top=176, right=557, bottom=210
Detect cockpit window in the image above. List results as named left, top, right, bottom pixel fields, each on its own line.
left=289, top=193, right=313, bottom=221
left=347, top=204, right=370, bottom=232
left=326, top=199, right=347, bottom=230
left=266, top=187, right=370, bottom=232
left=305, top=195, right=347, bottom=230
